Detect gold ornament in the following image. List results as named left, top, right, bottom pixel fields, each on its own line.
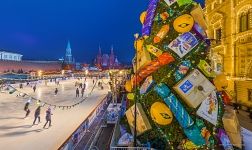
left=213, top=73, right=228, bottom=91
left=150, top=102, right=173, bottom=125
left=173, top=14, right=194, bottom=33
left=127, top=93, right=134, bottom=100
left=125, top=80, right=132, bottom=92
left=140, top=11, right=147, bottom=24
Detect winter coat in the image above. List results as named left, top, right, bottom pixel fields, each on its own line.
left=24, top=102, right=29, bottom=111
left=45, top=110, right=52, bottom=120
left=34, top=108, right=41, bottom=117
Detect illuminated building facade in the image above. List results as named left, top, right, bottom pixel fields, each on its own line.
left=205, top=0, right=252, bottom=107
left=94, top=45, right=120, bottom=69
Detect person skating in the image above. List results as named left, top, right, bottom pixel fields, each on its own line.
left=93, top=79, right=95, bottom=85
left=24, top=99, right=31, bottom=118
left=33, top=85, right=36, bottom=92
left=79, top=83, right=83, bottom=88
left=33, top=106, right=41, bottom=125
left=76, top=88, right=79, bottom=97
left=43, top=108, right=52, bottom=128
left=54, top=88, right=58, bottom=96
left=81, top=88, right=85, bottom=97
left=19, top=83, right=23, bottom=89
left=83, top=83, right=86, bottom=91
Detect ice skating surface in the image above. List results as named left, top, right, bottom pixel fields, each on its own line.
left=0, top=78, right=109, bottom=150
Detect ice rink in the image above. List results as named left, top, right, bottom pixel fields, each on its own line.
left=0, top=78, right=109, bottom=150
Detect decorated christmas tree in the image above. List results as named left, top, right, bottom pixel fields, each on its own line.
left=121, top=0, right=243, bottom=149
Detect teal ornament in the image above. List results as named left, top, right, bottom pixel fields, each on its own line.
left=154, top=84, right=194, bottom=128
left=174, top=60, right=191, bottom=82
left=167, top=8, right=175, bottom=17
left=184, top=124, right=206, bottom=146
left=195, top=119, right=205, bottom=129
left=174, top=70, right=184, bottom=82
left=195, top=119, right=215, bottom=148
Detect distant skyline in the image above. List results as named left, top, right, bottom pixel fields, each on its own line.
left=0, top=0, right=204, bottom=63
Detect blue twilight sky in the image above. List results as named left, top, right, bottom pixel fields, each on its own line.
left=0, top=0, right=204, bottom=63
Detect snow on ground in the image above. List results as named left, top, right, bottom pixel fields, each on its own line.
left=0, top=78, right=109, bottom=150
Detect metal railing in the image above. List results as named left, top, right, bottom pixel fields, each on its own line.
left=58, top=92, right=112, bottom=150
left=109, top=95, right=150, bottom=150
left=110, top=147, right=152, bottom=150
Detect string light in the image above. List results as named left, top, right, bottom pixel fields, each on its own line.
left=2, top=79, right=98, bottom=110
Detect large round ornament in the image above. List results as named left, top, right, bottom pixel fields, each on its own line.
left=173, top=14, right=194, bottom=33
left=150, top=102, right=173, bottom=125
left=140, top=11, right=147, bottom=24
left=213, top=73, right=228, bottom=91
left=125, top=80, right=132, bottom=92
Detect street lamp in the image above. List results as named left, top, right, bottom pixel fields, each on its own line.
left=61, top=70, right=65, bottom=75
left=38, top=70, right=43, bottom=79
left=133, top=33, right=139, bottom=147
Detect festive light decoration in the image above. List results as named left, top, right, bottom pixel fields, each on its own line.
left=213, top=73, right=228, bottom=91
left=132, top=52, right=174, bottom=86
left=120, top=0, right=238, bottom=149
left=2, top=79, right=98, bottom=110
left=150, top=102, right=173, bottom=125
left=173, top=14, right=194, bottom=33
left=140, top=11, right=147, bottom=24
left=125, top=80, right=133, bottom=92
left=146, top=45, right=163, bottom=57
left=153, top=25, right=170, bottom=43
left=142, top=0, right=159, bottom=37
left=154, top=83, right=194, bottom=128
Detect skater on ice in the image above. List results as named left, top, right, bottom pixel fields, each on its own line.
left=24, top=99, right=31, bottom=118
left=76, top=88, right=79, bottom=97
left=33, top=85, right=36, bottom=92
left=43, top=108, right=52, bottom=128
left=81, top=88, right=85, bottom=97
left=33, top=106, right=41, bottom=125
left=54, top=88, right=58, bottom=96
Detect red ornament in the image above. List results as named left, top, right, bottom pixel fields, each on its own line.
left=221, top=90, right=231, bottom=105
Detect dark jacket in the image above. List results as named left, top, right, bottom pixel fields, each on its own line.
left=46, top=110, right=52, bottom=120
left=24, top=102, right=30, bottom=111
left=35, top=107, right=41, bottom=117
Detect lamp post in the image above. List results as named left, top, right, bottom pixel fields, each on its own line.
left=133, top=33, right=139, bottom=147
left=38, top=70, right=43, bottom=79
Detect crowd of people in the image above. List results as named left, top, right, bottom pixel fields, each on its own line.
left=20, top=76, right=106, bottom=129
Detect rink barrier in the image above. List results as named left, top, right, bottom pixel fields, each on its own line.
left=110, top=123, right=150, bottom=150
left=109, top=95, right=150, bottom=150
left=58, top=92, right=112, bottom=150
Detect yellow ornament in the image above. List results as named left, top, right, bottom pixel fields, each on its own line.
left=181, top=139, right=199, bottom=150
left=173, top=14, right=194, bottom=33
left=213, top=73, right=228, bottom=91
left=125, top=80, right=132, bottom=92
left=127, top=93, right=134, bottom=100
left=140, top=11, right=147, bottom=24
left=150, top=102, right=173, bottom=125
left=134, top=37, right=144, bottom=52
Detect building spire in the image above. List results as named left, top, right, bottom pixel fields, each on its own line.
left=98, top=44, right=102, bottom=55
left=65, top=40, right=73, bottom=64
left=66, top=40, right=72, bottom=56
left=110, top=45, right=114, bottom=55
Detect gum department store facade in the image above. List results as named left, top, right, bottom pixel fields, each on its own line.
left=205, top=0, right=252, bottom=107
